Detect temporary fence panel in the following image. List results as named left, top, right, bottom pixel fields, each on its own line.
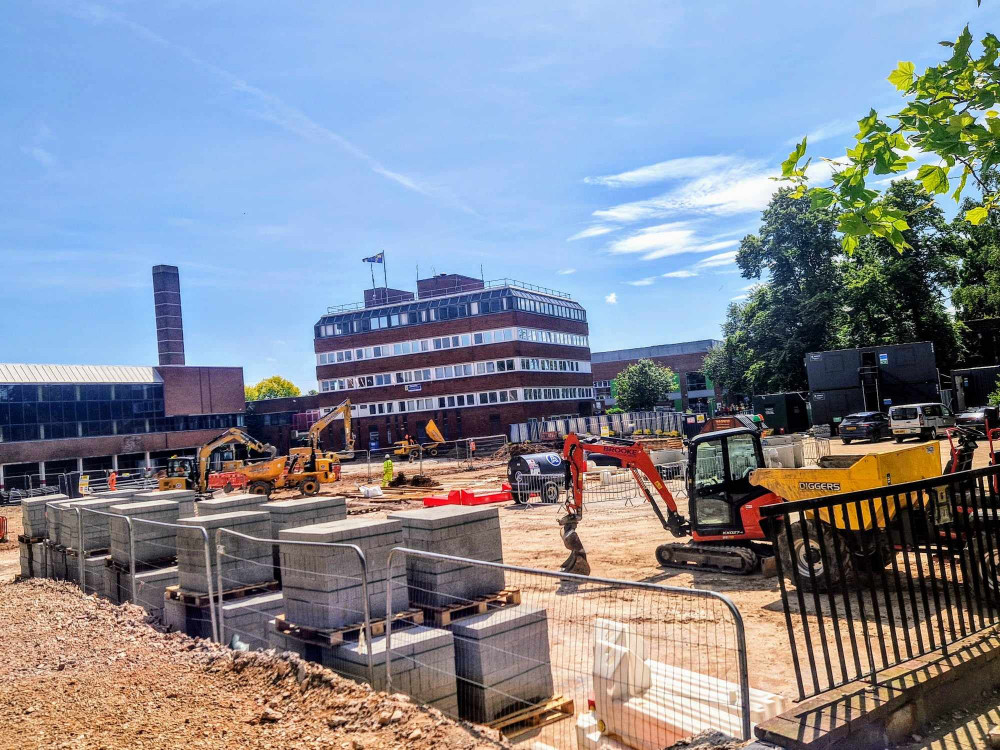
left=764, top=463, right=1000, bottom=700
left=215, top=528, right=375, bottom=684
left=800, top=437, right=832, bottom=466
left=384, top=548, right=753, bottom=747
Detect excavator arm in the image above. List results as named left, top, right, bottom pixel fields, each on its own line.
left=558, top=434, right=690, bottom=575
left=195, top=428, right=277, bottom=494
left=305, top=399, right=354, bottom=456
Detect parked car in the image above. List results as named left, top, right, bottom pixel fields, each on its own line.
left=955, top=405, right=1000, bottom=435
left=838, top=411, right=890, bottom=444
left=889, top=402, right=956, bottom=442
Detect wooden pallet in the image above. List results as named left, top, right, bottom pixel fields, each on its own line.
left=274, top=608, right=425, bottom=647
left=105, top=556, right=179, bottom=575
left=489, top=695, right=575, bottom=740
left=165, top=580, right=279, bottom=607
left=17, top=534, right=45, bottom=545
left=418, top=587, right=522, bottom=627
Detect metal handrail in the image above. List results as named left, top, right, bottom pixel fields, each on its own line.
left=325, top=277, right=574, bottom=314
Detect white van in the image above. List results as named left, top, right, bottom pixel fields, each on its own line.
left=888, top=403, right=956, bottom=443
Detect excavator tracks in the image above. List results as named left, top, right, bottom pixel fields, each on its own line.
left=654, top=542, right=760, bottom=575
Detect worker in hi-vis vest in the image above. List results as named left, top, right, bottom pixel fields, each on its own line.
left=382, top=455, right=394, bottom=487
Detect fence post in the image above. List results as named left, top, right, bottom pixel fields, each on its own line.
left=357, top=546, right=374, bottom=686
left=76, top=507, right=85, bottom=590
left=384, top=548, right=400, bottom=693
left=216, top=528, right=226, bottom=645
left=366, top=451, right=371, bottom=483
left=127, top=517, right=137, bottom=604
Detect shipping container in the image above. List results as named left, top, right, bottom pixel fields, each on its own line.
left=810, top=388, right=866, bottom=430
left=752, top=393, right=810, bottom=434
left=952, top=365, right=1000, bottom=410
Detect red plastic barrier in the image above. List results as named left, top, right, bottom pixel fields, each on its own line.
left=0, top=515, right=7, bottom=542
left=423, top=484, right=513, bottom=507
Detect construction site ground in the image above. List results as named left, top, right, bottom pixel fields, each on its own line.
left=0, top=436, right=995, bottom=749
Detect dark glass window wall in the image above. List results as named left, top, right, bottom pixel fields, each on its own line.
left=0, top=383, right=243, bottom=443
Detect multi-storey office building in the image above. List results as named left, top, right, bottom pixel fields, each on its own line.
left=301, top=274, right=593, bottom=450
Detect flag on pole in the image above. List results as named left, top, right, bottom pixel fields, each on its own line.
left=363, top=252, right=384, bottom=264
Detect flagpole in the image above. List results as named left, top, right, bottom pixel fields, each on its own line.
left=370, top=260, right=376, bottom=292
left=382, top=251, right=388, bottom=290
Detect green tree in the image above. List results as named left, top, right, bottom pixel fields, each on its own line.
left=245, top=375, right=301, bottom=401
left=613, top=359, right=676, bottom=412
left=953, top=169, right=1000, bottom=321
left=781, top=23, right=1000, bottom=253
left=724, top=189, right=842, bottom=393
left=837, top=179, right=964, bottom=369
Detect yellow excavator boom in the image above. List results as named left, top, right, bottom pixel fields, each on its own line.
left=298, top=399, right=353, bottom=458
left=195, top=427, right=277, bottom=493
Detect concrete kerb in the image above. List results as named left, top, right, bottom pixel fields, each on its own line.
left=131, top=516, right=219, bottom=643
left=384, top=546, right=754, bottom=742
left=213, top=527, right=375, bottom=685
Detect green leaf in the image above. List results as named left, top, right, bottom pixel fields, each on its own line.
left=888, top=61, right=915, bottom=90
left=838, top=213, right=871, bottom=237
left=953, top=169, right=969, bottom=203
left=966, top=206, right=990, bottom=225
left=809, top=188, right=837, bottom=209
left=951, top=25, right=973, bottom=67
left=917, top=164, right=949, bottom=194
left=856, top=109, right=879, bottom=139
left=781, top=138, right=807, bottom=177
left=842, top=234, right=859, bottom=256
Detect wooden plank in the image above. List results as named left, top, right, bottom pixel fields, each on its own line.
left=489, top=695, right=575, bottom=740
left=419, top=588, right=521, bottom=627
left=274, top=609, right=425, bottom=647
left=165, top=580, right=279, bottom=607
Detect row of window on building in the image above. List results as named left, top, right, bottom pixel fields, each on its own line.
left=0, top=412, right=246, bottom=444
left=341, top=384, right=595, bottom=419
left=320, top=357, right=590, bottom=393
left=316, top=325, right=590, bottom=367
left=315, top=289, right=586, bottom=339
left=591, top=372, right=712, bottom=395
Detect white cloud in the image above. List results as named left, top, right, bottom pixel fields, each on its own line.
left=694, top=250, right=738, bottom=269
left=22, top=146, right=55, bottom=167
left=604, top=292, right=618, bottom=304
left=608, top=223, right=740, bottom=261
left=584, top=155, right=738, bottom=189
left=567, top=226, right=614, bottom=241
left=624, top=277, right=656, bottom=286
left=787, top=119, right=856, bottom=146
left=662, top=270, right=697, bottom=278
left=730, top=294, right=749, bottom=301
left=557, top=268, right=577, bottom=275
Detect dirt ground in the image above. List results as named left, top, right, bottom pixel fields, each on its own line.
left=0, top=578, right=506, bottom=750
left=1, top=434, right=993, bottom=748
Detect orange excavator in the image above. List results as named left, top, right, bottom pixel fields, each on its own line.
left=559, top=429, right=784, bottom=576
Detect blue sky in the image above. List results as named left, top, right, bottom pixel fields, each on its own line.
left=2, top=1, right=994, bottom=391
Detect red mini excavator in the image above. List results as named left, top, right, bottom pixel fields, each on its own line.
left=558, top=429, right=786, bottom=576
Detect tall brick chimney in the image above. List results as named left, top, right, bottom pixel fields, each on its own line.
left=152, top=264, right=185, bottom=366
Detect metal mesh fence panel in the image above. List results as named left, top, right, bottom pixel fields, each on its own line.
left=385, top=549, right=753, bottom=747
left=216, top=528, right=375, bottom=684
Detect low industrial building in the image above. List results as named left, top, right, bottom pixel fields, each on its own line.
left=591, top=340, right=723, bottom=413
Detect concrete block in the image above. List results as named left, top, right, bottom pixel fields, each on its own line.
left=176, top=511, right=272, bottom=593
left=21, top=494, right=67, bottom=539
left=195, top=493, right=262, bottom=516
left=260, top=496, right=347, bottom=538
left=221, top=592, right=284, bottom=650
left=46, top=543, right=68, bottom=580
left=279, top=518, right=407, bottom=629
left=450, top=606, right=554, bottom=723
left=389, top=505, right=505, bottom=607
left=18, top=540, right=45, bottom=578
left=134, top=489, right=196, bottom=518
left=163, top=596, right=214, bottom=639
left=62, top=497, right=122, bottom=553
left=44, top=497, right=78, bottom=546
left=103, top=562, right=132, bottom=603
left=134, top=566, right=179, bottom=620
left=109, top=500, right=181, bottom=566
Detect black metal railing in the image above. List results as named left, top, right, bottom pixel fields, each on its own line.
left=762, top=463, right=1000, bottom=700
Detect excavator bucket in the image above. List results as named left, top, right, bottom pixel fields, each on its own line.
left=558, top=513, right=591, bottom=576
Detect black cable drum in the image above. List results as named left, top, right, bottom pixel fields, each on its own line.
left=506, top=452, right=565, bottom=504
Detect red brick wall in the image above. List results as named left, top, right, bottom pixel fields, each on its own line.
left=0, top=428, right=229, bottom=464
left=158, top=366, right=245, bottom=416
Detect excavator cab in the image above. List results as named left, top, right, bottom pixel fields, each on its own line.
left=686, top=428, right=769, bottom=536
left=160, top=457, right=194, bottom=491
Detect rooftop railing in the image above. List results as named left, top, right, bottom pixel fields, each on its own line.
left=325, top=277, right=573, bottom=315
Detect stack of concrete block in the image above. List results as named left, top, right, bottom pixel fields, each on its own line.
left=259, top=496, right=347, bottom=538
left=388, top=506, right=505, bottom=607
left=45, top=497, right=79, bottom=547
left=60, top=496, right=125, bottom=553
left=176, top=511, right=272, bottom=593
left=267, top=623, right=458, bottom=714
left=195, top=493, right=263, bottom=516
left=63, top=551, right=109, bottom=595
left=109, top=500, right=181, bottom=567
left=135, top=489, right=196, bottom=518
left=19, top=540, right=45, bottom=578
left=164, top=596, right=215, bottom=640
left=279, top=518, right=408, bottom=630
left=133, top=566, right=179, bottom=619
left=221, top=592, right=284, bottom=650
left=451, top=606, right=555, bottom=723
left=22, top=494, right=66, bottom=539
